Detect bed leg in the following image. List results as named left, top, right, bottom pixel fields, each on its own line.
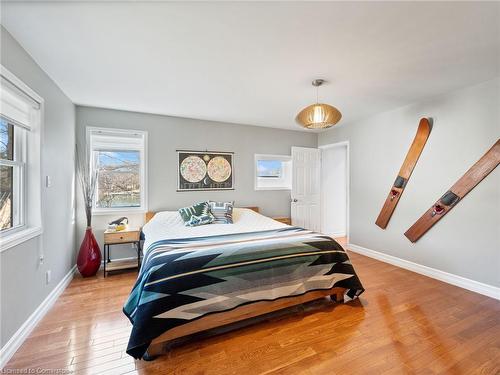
left=142, top=350, right=158, bottom=361
left=330, top=291, right=344, bottom=303
left=143, top=341, right=171, bottom=361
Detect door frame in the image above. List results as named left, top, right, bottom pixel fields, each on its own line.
left=318, top=141, right=350, bottom=240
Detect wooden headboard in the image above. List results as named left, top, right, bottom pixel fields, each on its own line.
left=145, top=211, right=156, bottom=224
left=145, top=206, right=259, bottom=224
left=244, top=206, right=260, bottom=213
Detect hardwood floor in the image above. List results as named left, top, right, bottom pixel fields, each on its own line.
left=4, top=238, right=500, bottom=374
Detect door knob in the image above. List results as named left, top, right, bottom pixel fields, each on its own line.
left=292, top=198, right=298, bottom=202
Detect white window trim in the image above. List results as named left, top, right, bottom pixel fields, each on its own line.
left=0, top=65, right=43, bottom=252
left=0, top=128, right=27, bottom=235
left=254, top=154, right=292, bottom=191
left=0, top=226, right=42, bottom=251
left=86, top=126, right=148, bottom=215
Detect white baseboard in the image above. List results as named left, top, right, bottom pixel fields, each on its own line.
left=0, top=265, right=77, bottom=369
left=348, top=243, right=500, bottom=301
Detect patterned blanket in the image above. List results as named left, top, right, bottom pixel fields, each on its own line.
left=123, top=227, right=364, bottom=358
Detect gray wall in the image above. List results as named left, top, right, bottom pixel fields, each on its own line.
left=319, top=78, right=500, bottom=287
left=2, top=22, right=497, bottom=352
left=75, top=106, right=317, bottom=257
left=0, top=27, right=76, bottom=346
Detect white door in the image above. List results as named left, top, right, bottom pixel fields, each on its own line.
left=291, top=146, right=321, bottom=231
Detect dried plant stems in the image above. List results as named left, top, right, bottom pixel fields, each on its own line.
left=76, top=144, right=97, bottom=228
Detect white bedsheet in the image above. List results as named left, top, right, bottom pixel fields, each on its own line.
left=142, top=208, right=287, bottom=254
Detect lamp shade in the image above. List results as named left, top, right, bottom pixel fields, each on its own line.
left=295, top=103, right=342, bottom=129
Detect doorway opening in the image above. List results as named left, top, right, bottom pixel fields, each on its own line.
left=319, top=141, right=349, bottom=242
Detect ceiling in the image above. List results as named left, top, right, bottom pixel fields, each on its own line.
left=1, top=1, right=499, bottom=131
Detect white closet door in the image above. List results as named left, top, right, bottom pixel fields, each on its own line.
left=291, top=147, right=321, bottom=231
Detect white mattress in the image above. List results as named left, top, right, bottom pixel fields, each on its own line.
left=142, top=208, right=287, bottom=254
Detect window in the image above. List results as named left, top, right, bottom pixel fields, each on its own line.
left=0, top=65, right=43, bottom=251
left=254, top=154, right=292, bottom=190
left=0, top=118, right=25, bottom=232
left=88, top=127, right=147, bottom=213
left=257, top=160, right=283, bottom=178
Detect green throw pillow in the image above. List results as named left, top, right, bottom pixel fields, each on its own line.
left=178, top=201, right=211, bottom=223
left=186, top=213, right=215, bottom=227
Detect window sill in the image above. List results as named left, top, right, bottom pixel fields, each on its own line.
left=92, top=208, right=147, bottom=216
left=0, top=226, right=43, bottom=253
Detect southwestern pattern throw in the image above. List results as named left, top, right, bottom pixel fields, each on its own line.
left=123, top=227, right=364, bottom=358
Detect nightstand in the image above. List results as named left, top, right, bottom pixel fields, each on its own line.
left=272, top=217, right=292, bottom=225
left=103, top=228, right=141, bottom=277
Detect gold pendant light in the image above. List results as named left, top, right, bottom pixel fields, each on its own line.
left=296, top=79, right=342, bottom=129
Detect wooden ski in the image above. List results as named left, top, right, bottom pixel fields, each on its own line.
left=405, top=139, right=500, bottom=242
left=375, top=118, right=432, bottom=229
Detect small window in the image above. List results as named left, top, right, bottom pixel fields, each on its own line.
left=257, top=160, right=283, bottom=178
left=254, top=154, right=292, bottom=190
left=88, top=128, right=147, bottom=213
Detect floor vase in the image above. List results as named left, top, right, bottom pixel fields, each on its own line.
left=77, top=227, right=102, bottom=277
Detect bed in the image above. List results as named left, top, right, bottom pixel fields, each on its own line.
left=123, top=207, right=364, bottom=359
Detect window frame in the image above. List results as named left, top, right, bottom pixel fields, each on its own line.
left=254, top=154, right=292, bottom=191
left=87, top=126, right=148, bottom=215
left=0, top=65, right=43, bottom=252
left=0, top=120, right=27, bottom=235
